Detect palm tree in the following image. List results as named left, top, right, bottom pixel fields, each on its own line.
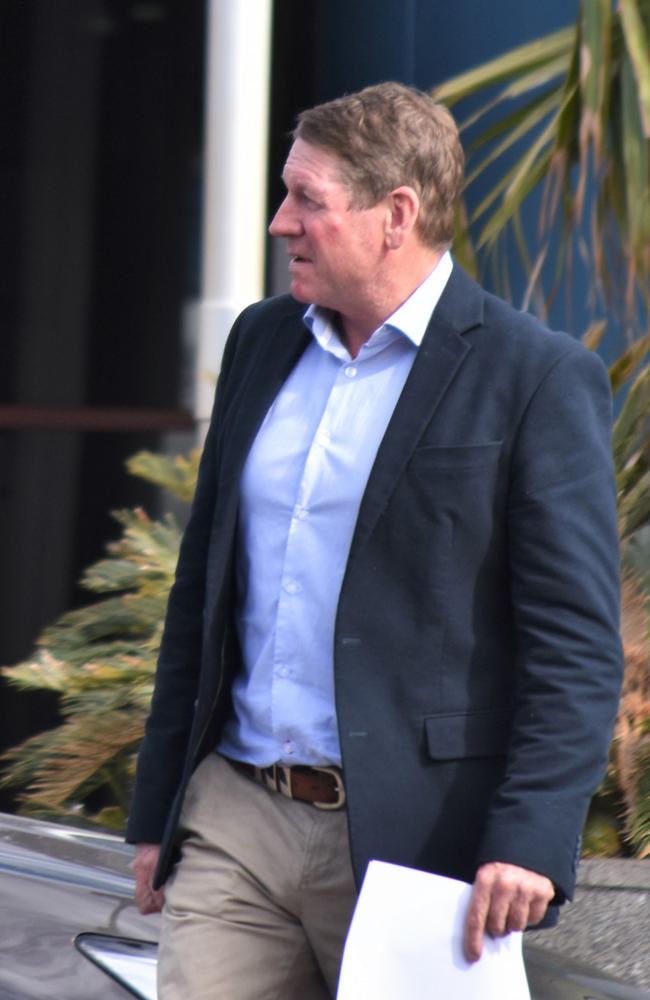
left=2, top=367, right=649, bottom=854
left=434, top=0, right=650, bottom=345
left=2, top=1, right=649, bottom=855
left=0, top=450, right=199, bottom=829
left=434, top=1, right=650, bottom=858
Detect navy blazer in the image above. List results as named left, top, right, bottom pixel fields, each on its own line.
left=127, top=266, right=623, bottom=919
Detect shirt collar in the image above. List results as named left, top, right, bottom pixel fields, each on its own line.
left=303, top=251, right=453, bottom=355
left=385, top=250, right=453, bottom=346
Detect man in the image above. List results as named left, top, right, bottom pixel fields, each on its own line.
left=128, top=82, right=623, bottom=999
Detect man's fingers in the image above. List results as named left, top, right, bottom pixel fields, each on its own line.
left=484, top=872, right=527, bottom=937
left=464, top=876, right=492, bottom=962
left=465, top=864, right=512, bottom=960
left=133, top=842, right=164, bottom=916
left=526, top=892, right=554, bottom=929
left=134, top=878, right=166, bottom=914
left=135, top=884, right=165, bottom=915
left=465, top=862, right=555, bottom=962
left=504, top=887, right=531, bottom=933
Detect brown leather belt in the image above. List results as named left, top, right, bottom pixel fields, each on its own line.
left=226, top=758, right=346, bottom=810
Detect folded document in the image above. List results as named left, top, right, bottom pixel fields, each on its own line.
left=337, top=860, right=530, bottom=999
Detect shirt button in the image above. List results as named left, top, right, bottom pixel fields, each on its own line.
left=284, top=580, right=300, bottom=594
left=295, top=507, right=308, bottom=520
left=277, top=665, right=289, bottom=678
left=344, top=365, right=357, bottom=378
left=283, top=740, right=295, bottom=755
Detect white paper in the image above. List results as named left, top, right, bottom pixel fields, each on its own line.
left=337, top=861, right=530, bottom=1000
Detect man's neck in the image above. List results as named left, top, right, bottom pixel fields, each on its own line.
left=337, top=248, right=444, bottom=358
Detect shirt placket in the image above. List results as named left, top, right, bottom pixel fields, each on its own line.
left=270, top=359, right=359, bottom=758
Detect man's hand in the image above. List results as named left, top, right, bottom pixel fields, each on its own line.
left=133, top=843, right=165, bottom=915
left=464, top=861, right=554, bottom=962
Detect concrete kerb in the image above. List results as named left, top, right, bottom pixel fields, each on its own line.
left=526, top=859, right=650, bottom=992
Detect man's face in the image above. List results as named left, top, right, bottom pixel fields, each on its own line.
left=269, top=138, right=387, bottom=313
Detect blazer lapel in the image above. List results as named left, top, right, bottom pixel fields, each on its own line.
left=210, top=307, right=311, bottom=582
left=219, top=308, right=311, bottom=486
left=347, top=267, right=485, bottom=565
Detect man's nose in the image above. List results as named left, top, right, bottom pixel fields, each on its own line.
left=268, top=197, right=301, bottom=237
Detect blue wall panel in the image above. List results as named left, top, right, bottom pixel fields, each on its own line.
left=309, top=1, right=578, bottom=96
left=271, top=1, right=624, bottom=354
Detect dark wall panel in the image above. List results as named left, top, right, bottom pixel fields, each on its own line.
left=0, top=0, right=204, bottom=805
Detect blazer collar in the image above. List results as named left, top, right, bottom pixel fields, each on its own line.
left=220, top=302, right=311, bottom=484
left=346, top=266, right=485, bottom=565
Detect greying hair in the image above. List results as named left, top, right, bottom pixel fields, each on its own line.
left=293, top=81, right=465, bottom=250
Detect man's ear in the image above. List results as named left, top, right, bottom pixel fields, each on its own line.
left=383, top=186, right=420, bottom=249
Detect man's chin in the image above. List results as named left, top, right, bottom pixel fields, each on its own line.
left=289, top=279, right=313, bottom=304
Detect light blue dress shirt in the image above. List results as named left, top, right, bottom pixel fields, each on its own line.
left=217, top=252, right=453, bottom=766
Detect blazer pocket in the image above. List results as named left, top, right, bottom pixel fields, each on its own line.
left=411, top=441, right=502, bottom=471
left=424, top=708, right=513, bottom=760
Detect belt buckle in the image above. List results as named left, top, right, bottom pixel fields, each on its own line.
left=275, top=763, right=293, bottom=799
left=311, top=765, right=346, bottom=810
left=258, top=764, right=283, bottom=794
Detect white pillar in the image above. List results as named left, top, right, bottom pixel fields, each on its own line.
left=193, top=0, right=273, bottom=426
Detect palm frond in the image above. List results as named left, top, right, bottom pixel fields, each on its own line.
left=0, top=450, right=193, bottom=831
left=433, top=27, right=574, bottom=105
left=433, top=0, right=650, bottom=336
left=126, top=449, right=200, bottom=503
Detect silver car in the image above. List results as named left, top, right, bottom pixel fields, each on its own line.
left=0, top=812, right=647, bottom=999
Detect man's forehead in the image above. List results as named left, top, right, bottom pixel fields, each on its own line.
left=282, top=138, right=346, bottom=187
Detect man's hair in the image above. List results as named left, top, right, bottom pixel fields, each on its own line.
left=293, top=81, right=465, bottom=250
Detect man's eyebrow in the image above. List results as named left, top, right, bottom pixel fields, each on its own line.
left=281, top=177, right=326, bottom=200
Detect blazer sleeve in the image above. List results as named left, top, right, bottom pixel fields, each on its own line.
left=125, top=311, right=244, bottom=845
left=476, top=342, right=623, bottom=900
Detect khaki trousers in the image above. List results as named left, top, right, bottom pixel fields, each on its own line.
left=158, top=753, right=357, bottom=1000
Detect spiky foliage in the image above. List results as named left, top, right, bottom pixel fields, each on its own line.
left=433, top=0, right=650, bottom=336
left=611, top=364, right=650, bottom=858
left=1, top=382, right=649, bottom=850
left=434, top=0, right=650, bottom=858
left=613, top=364, right=650, bottom=540
left=0, top=450, right=199, bottom=829
left=584, top=364, right=650, bottom=858
left=587, top=575, right=650, bottom=859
